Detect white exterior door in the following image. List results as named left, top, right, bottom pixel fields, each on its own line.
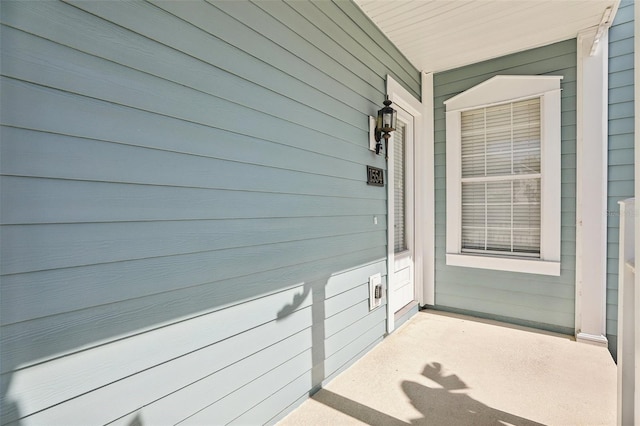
left=389, top=107, right=415, bottom=315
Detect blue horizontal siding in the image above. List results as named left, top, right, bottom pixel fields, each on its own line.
left=0, top=0, right=419, bottom=424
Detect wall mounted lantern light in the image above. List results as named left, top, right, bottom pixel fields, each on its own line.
left=374, top=95, right=397, bottom=160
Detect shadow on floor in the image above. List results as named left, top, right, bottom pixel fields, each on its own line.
left=314, top=361, right=544, bottom=426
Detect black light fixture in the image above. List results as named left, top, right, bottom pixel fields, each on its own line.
left=374, top=95, right=397, bottom=160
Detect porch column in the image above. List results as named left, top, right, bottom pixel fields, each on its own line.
left=575, top=28, right=609, bottom=345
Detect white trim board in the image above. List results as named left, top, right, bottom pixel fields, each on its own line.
left=421, top=72, right=435, bottom=306
left=444, top=75, right=563, bottom=111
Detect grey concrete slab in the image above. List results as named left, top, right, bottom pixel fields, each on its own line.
left=279, top=310, right=616, bottom=426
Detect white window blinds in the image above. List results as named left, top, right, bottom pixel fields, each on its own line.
left=460, top=98, right=541, bottom=256
left=394, top=121, right=407, bottom=253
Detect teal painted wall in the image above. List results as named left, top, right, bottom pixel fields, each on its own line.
left=0, top=1, right=419, bottom=424
left=607, top=0, right=635, bottom=360
left=433, top=40, right=577, bottom=335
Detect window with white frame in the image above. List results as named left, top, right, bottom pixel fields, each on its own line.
left=444, top=76, right=562, bottom=276
left=461, top=98, right=541, bottom=256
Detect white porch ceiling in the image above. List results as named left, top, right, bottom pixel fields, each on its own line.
left=354, top=0, right=619, bottom=73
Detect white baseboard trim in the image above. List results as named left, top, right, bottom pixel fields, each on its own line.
left=576, top=332, right=608, bottom=346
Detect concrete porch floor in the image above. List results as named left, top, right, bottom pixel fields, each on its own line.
left=278, top=310, right=617, bottom=426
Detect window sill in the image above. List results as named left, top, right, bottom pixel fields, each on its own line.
left=446, top=253, right=560, bottom=276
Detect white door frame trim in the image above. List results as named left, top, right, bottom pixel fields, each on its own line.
left=386, top=75, right=424, bottom=333
left=421, top=72, right=435, bottom=307
left=575, top=27, right=609, bottom=345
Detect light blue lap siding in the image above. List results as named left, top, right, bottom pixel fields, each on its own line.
left=433, top=39, right=577, bottom=335
left=606, top=0, right=635, bottom=361
left=0, top=0, right=419, bottom=424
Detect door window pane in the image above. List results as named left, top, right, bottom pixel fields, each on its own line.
left=394, top=121, right=407, bottom=253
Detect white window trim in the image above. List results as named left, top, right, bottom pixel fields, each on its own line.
left=444, top=75, right=563, bottom=276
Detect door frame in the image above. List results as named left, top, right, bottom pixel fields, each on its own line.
left=385, top=75, right=429, bottom=333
